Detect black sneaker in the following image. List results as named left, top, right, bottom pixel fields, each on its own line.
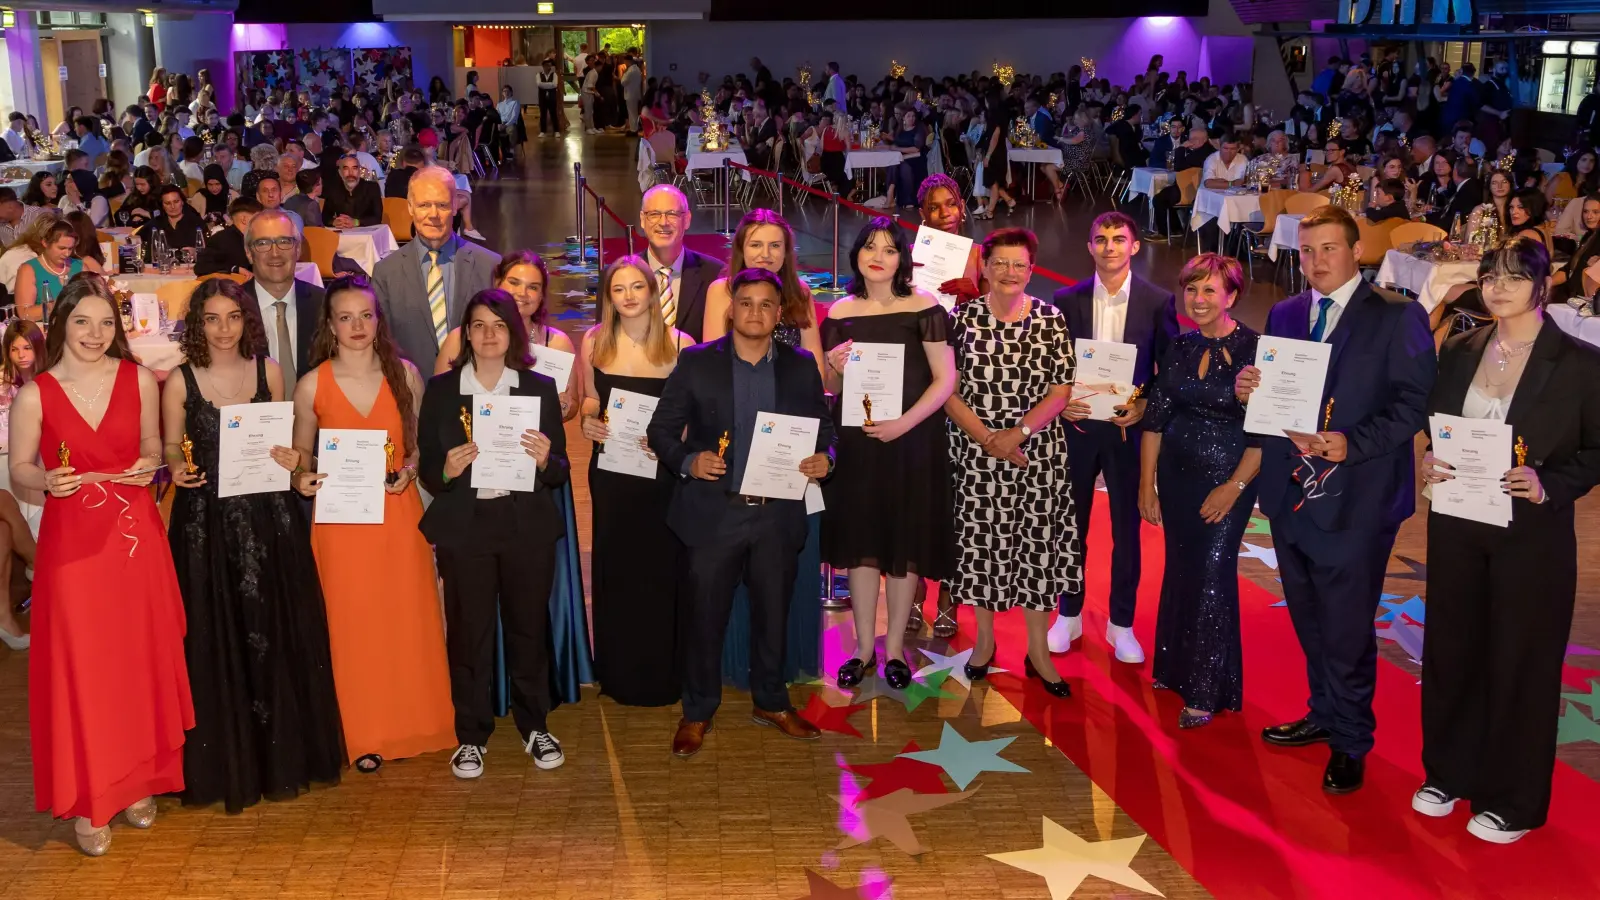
left=526, top=730, right=565, bottom=770
left=450, top=743, right=485, bottom=779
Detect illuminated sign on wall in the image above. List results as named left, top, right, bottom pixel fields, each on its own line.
left=1340, top=0, right=1473, bottom=26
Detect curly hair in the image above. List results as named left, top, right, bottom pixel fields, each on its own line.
left=916, top=173, right=961, bottom=209
left=310, top=274, right=417, bottom=451
left=180, top=278, right=267, bottom=369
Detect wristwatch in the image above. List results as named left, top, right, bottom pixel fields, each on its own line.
left=1019, top=423, right=1033, bottom=440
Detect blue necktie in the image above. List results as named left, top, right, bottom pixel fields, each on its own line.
left=1310, top=296, right=1335, bottom=342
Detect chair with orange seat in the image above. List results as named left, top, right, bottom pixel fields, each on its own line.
left=301, top=226, right=340, bottom=280
left=1355, top=216, right=1403, bottom=269
left=156, top=278, right=202, bottom=321
left=383, top=197, right=413, bottom=242
left=1284, top=191, right=1331, bottom=216
left=198, top=272, right=251, bottom=285
left=1389, top=221, right=1447, bottom=248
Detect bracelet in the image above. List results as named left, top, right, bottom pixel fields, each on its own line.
left=1233, top=479, right=1248, bottom=491
left=292, top=464, right=305, bottom=475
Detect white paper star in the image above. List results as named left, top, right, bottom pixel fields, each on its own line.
left=917, top=646, right=1007, bottom=690
left=987, top=817, right=1164, bottom=899
left=1238, top=542, right=1278, bottom=569
left=560, top=290, right=590, bottom=298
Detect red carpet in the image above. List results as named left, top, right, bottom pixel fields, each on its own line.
left=968, top=504, right=1600, bottom=900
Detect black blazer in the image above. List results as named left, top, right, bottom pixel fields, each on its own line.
left=667, top=247, right=725, bottom=343
left=1256, top=281, right=1437, bottom=531
left=416, top=366, right=570, bottom=549
left=1428, top=318, right=1600, bottom=529
left=1430, top=177, right=1483, bottom=231
left=1051, top=273, right=1179, bottom=436
left=241, top=277, right=325, bottom=379
left=646, top=336, right=836, bottom=547
left=193, top=225, right=251, bottom=277
left=323, top=178, right=384, bottom=228
left=384, top=167, right=414, bottom=200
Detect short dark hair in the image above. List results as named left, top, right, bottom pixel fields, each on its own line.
left=63, top=149, right=88, bottom=169
left=450, top=288, right=533, bottom=370
left=295, top=169, right=321, bottom=194
left=401, top=146, right=426, bottom=167
left=1298, top=204, right=1360, bottom=247
left=729, top=266, right=782, bottom=298
left=847, top=217, right=914, bottom=298
left=1511, top=186, right=1549, bottom=224
left=1377, top=178, right=1407, bottom=201
left=980, top=227, right=1037, bottom=262
left=0, top=188, right=18, bottom=206
left=7, top=112, right=24, bottom=123
left=228, top=196, right=263, bottom=218
left=1091, top=210, right=1140, bottom=237
left=156, top=183, right=185, bottom=203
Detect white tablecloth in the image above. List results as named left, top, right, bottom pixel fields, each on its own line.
left=129, top=332, right=185, bottom=373
left=336, top=225, right=397, bottom=276
left=1550, top=303, right=1600, bottom=348
left=843, top=149, right=903, bottom=178
left=685, top=150, right=751, bottom=181
left=0, top=179, right=27, bottom=194
left=1192, top=187, right=1263, bottom=235
left=1011, top=147, right=1064, bottom=167
left=2, top=159, right=64, bottom=178
left=1268, top=213, right=1304, bottom=261
left=1374, top=249, right=1478, bottom=313
left=1125, top=167, right=1173, bottom=201
left=114, top=262, right=322, bottom=292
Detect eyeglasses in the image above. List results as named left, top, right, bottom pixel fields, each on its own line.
left=989, top=260, right=1033, bottom=273
left=1479, top=274, right=1532, bottom=291
left=248, top=237, right=299, bottom=253
left=641, top=210, right=686, bottom=224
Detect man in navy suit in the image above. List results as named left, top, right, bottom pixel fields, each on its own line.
left=648, top=268, right=836, bottom=759
left=1235, top=205, right=1435, bottom=794
left=1049, top=211, right=1179, bottom=662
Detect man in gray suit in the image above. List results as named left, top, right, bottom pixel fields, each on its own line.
left=372, top=165, right=501, bottom=372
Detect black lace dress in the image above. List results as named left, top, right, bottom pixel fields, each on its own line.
left=170, top=358, right=345, bottom=813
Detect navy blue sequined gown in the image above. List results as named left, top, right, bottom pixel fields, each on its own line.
left=1144, top=325, right=1260, bottom=714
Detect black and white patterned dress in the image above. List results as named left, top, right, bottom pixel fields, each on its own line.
left=948, top=297, right=1081, bottom=611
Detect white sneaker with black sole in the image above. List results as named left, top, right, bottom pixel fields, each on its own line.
left=450, top=743, right=485, bottom=779
left=1411, top=783, right=1458, bottom=817
left=1466, top=811, right=1528, bottom=844
left=526, top=730, right=564, bottom=770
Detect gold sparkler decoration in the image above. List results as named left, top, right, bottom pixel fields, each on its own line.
left=1493, top=149, right=1517, bottom=173
left=1080, top=57, right=1097, bottom=81
left=1326, top=119, right=1343, bottom=140
left=1110, top=106, right=1127, bottom=123
left=1469, top=202, right=1503, bottom=249
left=1330, top=180, right=1364, bottom=212
left=1009, top=117, right=1046, bottom=149
left=993, top=62, right=1015, bottom=88
left=698, top=90, right=726, bottom=151
left=890, top=60, right=906, bottom=79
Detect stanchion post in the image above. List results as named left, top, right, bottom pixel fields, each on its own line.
left=572, top=163, right=584, bottom=264
left=595, top=195, right=606, bottom=273
left=721, top=157, right=734, bottom=235
left=831, top=194, right=841, bottom=290
left=628, top=225, right=638, bottom=257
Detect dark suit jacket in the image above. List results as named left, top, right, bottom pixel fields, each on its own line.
left=1429, top=318, right=1600, bottom=529
left=1430, top=177, right=1483, bottom=231
left=323, top=178, right=384, bottom=228
left=384, top=167, right=415, bottom=200
left=646, top=336, right=836, bottom=547
left=1256, top=281, right=1436, bottom=531
left=667, top=247, right=728, bottom=343
left=372, top=235, right=502, bottom=374
left=241, top=277, right=325, bottom=379
left=193, top=225, right=250, bottom=276
left=417, top=366, right=569, bottom=549
left=1051, top=273, right=1179, bottom=437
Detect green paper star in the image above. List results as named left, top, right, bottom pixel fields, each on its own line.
left=1245, top=516, right=1273, bottom=535
left=1557, top=702, right=1600, bottom=745
left=901, top=667, right=959, bottom=712
left=1560, top=680, right=1600, bottom=717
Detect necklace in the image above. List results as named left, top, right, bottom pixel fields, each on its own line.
left=67, top=369, right=108, bottom=410
left=1486, top=335, right=1533, bottom=387
left=39, top=255, right=68, bottom=276
left=202, top=362, right=248, bottom=401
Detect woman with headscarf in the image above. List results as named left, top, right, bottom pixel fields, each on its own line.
left=57, top=170, right=109, bottom=228
left=188, top=164, right=233, bottom=230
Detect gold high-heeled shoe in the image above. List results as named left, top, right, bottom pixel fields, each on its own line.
left=74, top=821, right=111, bottom=857
left=123, top=798, right=156, bottom=829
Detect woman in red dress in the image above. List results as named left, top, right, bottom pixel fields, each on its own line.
left=6, top=273, right=193, bottom=856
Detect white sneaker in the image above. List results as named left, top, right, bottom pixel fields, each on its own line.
left=526, top=730, right=564, bottom=770
left=0, top=625, right=28, bottom=651
left=1466, top=811, right=1528, bottom=844
left=1047, top=614, right=1081, bottom=654
left=1411, top=783, right=1458, bottom=817
left=1107, top=624, right=1145, bottom=664
left=450, top=744, right=485, bottom=779
left=863, top=196, right=891, bottom=209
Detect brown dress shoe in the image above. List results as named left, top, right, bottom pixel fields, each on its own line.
left=751, top=708, right=822, bottom=740
left=672, top=718, right=711, bottom=758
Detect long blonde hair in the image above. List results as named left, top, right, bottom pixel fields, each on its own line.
left=590, top=255, right=677, bottom=367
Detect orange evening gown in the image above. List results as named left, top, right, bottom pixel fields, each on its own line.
left=31, top=360, right=194, bottom=826
left=309, top=361, right=455, bottom=763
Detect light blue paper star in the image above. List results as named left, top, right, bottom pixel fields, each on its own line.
left=1376, top=619, right=1426, bottom=661
left=917, top=646, right=1007, bottom=690
left=898, top=722, right=1029, bottom=789
left=1238, top=542, right=1278, bottom=569
left=1376, top=595, right=1426, bottom=625
left=1557, top=702, right=1600, bottom=745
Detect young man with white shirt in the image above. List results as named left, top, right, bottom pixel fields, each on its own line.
left=1049, top=211, right=1179, bottom=660
left=4, top=113, right=33, bottom=159
left=639, top=184, right=722, bottom=342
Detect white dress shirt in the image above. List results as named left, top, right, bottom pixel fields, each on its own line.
left=254, top=280, right=299, bottom=370
left=1310, top=273, right=1362, bottom=340
left=4, top=128, right=31, bottom=159
left=1202, top=151, right=1250, bottom=185
left=1091, top=272, right=1131, bottom=343
left=458, top=360, right=518, bottom=499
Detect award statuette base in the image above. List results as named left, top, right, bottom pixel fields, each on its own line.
left=385, top=471, right=399, bottom=486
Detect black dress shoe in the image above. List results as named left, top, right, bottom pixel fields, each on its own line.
left=884, top=658, right=912, bottom=689
left=836, top=654, right=876, bottom=688
left=1024, top=655, right=1072, bottom=698
left=1261, top=717, right=1332, bottom=747
left=1323, top=751, right=1365, bottom=794
left=963, top=652, right=994, bottom=683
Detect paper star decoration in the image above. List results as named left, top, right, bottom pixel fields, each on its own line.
left=1376, top=595, right=1427, bottom=625
left=1245, top=515, right=1273, bottom=535
left=1569, top=643, right=1600, bottom=657
left=1238, top=542, right=1278, bottom=569
left=900, top=667, right=959, bottom=712
left=1557, top=702, right=1600, bottom=745
left=1376, top=619, right=1425, bottom=661
left=851, top=675, right=908, bottom=705
left=987, top=817, right=1164, bottom=899
left=800, top=693, right=868, bottom=738
left=559, top=289, right=590, bottom=298
left=834, top=787, right=975, bottom=855
left=978, top=684, right=1023, bottom=726
left=843, top=741, right=949, bottom=801
left=918, top=646, right=1008, bottom=690
left=898, top=722, right=1029, bottom=789
left=795, top=868, right=890, bottom=899
left=1563, top=662, right=1600, bottom=691
left=1390, top=555, right=1428, bottom=580
left=1561, top=679, right=1600, bottom=717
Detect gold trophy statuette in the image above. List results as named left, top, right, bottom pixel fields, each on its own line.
left=57, top=441, right=70, bottom=469
left=181, top=432, right=197, bottom=475
left=862, top=394, right=875, bottom=427
left=459, top=405, right=473, bottom=442
left=717, top=431, right=730, bottom=460
left=1515, top=436, right=1528, bottom=468
left=384, top=436, right=398, bottom=485
left=1323, top=397, right=1336, bottom=431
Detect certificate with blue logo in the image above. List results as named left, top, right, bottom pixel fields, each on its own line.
left=595, top=388, right=660, bottom=479
left=314, top=428, right=387, bottom=524
left=738, top=412, right=819, bottom=501
left=1243, top=337, right=1331, bottom=437
left=470, top=394, right=542, bottom=492
left=217, top=401, right=294, bottom=498
left=840, top=342, right=904, bottom=427
left=1428, top=413, right=1512, bottom=527
left=1072, top=339, right=1138, bottom=421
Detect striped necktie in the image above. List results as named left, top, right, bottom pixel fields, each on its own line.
left=427, top=249, right=448, bottom=345
left=657, top=266, right=676, bottom=328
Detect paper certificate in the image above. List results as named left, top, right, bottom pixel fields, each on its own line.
left=911, top=225, right=974, bottom=311
left=1429, top=413, right=1513, bottom=527
left=216, top=401, right=294, bottom=498
left=595, top=388, right=660, bottom=479
left=840, top=342, right=905, bottom=427
left=532, top=345, right=576, bottom=393
left=470, top=394, right=542, bottom=492
left=1072, top=339, right=1139, bottom=421
left=737, top=412, right=819, bottom=501
left=314, top=428, right=386, bottom=524
left=1243, top=337, right=1333, bottom=437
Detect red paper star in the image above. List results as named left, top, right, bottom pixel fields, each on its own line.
left=843, top=741, right=950, bottom=801
left=795, top=868, right=887, bottom=899
left=1563, top=661, right=1600, bottom=691
left=801, top=693, right=868, bottom=738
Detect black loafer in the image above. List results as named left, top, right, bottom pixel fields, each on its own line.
left=836, top=655, right=876, bottom=688
left=1323, top=751, right=1365, bottom=794
left=1261, top=717, right=1332, bottom=747
left=963, top=653, right=994, bottom=683
left=884, top=658, right=912, bottom=689
left=1024, top=655, right=1072, bottom=698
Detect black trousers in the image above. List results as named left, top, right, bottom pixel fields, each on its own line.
left=681, top=499, right=804, bottom=722
left=1060, top=420, right=1142, bottom=627
left=820, top=149, right=853, bottom=197
left=538, top=89, right=559, bottom=133
left=436, top=496, right=556, bottom=746
left=1272, top=511, right=1398, bottom=756
left=1150, top=183, right=1183, bottom=236
left=1422, top=511, right=1576, bottom=830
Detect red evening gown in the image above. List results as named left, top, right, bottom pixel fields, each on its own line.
left=30, top=359, right=193, bottom=826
